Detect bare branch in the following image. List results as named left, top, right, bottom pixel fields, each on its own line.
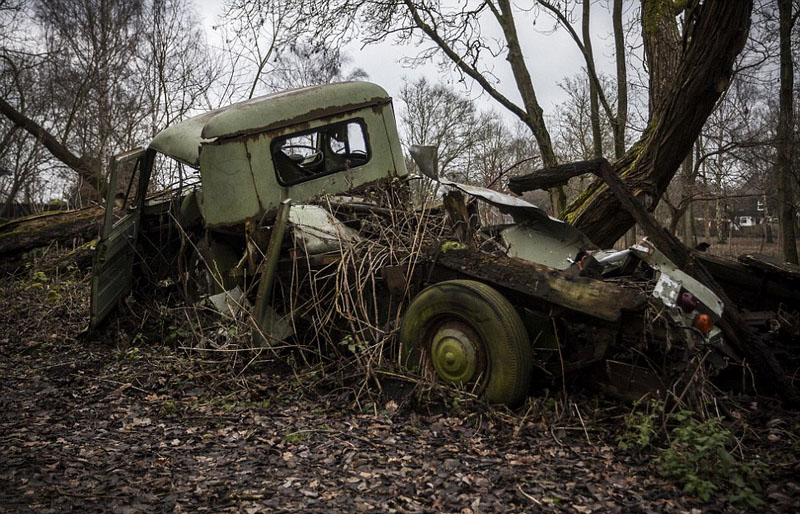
left=400, top=0, right=529, bottom=126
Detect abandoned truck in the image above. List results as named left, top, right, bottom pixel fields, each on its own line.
left=91, top=81, right=724, bottom=406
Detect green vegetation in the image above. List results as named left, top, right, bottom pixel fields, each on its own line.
left=657, top=411, right=766, bottom=508
left=618, top=402, right=767, bottom=508
left=617, top=399, right=660, bottom=450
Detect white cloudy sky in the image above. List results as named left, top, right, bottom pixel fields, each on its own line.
left=193, top=1, right=640, bottom=122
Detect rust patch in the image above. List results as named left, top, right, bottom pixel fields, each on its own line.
left=211, top=98, right=391, bottom=143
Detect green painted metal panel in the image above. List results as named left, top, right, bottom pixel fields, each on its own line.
left=90, top=149, right=150, bottom=328
left=197, top=140, right=264, bottom=226
left=202, top=82, right=391, bottom=139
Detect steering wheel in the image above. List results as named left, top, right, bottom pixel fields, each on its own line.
left=282, top=143, right=316, bottom=153
left=281, top=144, right=323, bottom=168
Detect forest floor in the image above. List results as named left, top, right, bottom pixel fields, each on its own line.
left=1, top=245, right=800, bottom=513
left=695, top=236, right=786, bottom=260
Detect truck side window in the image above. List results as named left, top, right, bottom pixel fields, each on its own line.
left=272, top=119, right=370, bottom=186
left=116, top=156, right=143, bottom=212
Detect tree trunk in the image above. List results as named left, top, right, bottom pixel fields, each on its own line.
left=665, top=196, right=681, bottom=235
left=612, top=0, right=627, bottom=160
left=715, top=148, right=726, bottom=243
left=763, top=192, right=773, bottom=244
left=557, top=0, right=751, bottom=247
left=677, top=149, right=694, bottom=242
left=493, top=0, right=565, bottom=215
left=777, top=0, right=798, bottom=264
left=641, top=0, right=682, bottom=117
left=583, top=0, right=602, bottom=159
left=614, top=0, right=636, bottom=247
left=1, top=175, right=23, bottom=220
left=684, top=196, right=695, bottom=246
left=682, top=138, right=699, bottom=246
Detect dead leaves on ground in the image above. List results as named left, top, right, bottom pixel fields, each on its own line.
left=2, top=250, right=800, bottom=512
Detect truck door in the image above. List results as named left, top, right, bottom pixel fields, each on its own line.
left=90, top=148, right=153, bottom=328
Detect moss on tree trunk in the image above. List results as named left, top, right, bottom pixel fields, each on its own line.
left=559, top=0, right=752, bottom=248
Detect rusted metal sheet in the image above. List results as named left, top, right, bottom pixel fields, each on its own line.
left=254, top=199, right=292, bottom=345
left=434, top=247, right=646, bottom=322
left=289, top=204, right=361, bottom=254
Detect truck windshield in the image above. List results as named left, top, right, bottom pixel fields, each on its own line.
left=271, top=119, right=370, bottom=186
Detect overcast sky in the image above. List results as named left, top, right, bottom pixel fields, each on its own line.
left=193, top=1, right=640, bottom=123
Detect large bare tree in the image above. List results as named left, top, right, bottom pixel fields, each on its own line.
left=233, top=0, right=751, bottom=243
left=777, top=0, right=798, bottom=263
left=551, top=0, right=752, bottom=246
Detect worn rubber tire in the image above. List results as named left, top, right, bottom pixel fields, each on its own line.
left=400, top=280, right=533, bottom=406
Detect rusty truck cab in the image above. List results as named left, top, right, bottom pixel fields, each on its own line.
left=91, top=82, right=408, bottom=327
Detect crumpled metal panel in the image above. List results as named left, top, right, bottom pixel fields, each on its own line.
left=438, top=178, right=555, bottom=220
left=289, top=204, right=362, bottom=254
left=431, top=177, right=597, bottom=266
left=500, top=224, right=587, bottom=270
left=631, top=240, right=724, bottom=319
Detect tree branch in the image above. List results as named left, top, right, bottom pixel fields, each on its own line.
left=0, top=97, right=104, bottom=194
left=508, top=158, right=607, bottom=193
left=401, top=0, right=530, bottom=126
left=536, top=1, right=616, bottom=124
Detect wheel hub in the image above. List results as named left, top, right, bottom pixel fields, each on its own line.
left=430, top=322, right=481, bottom=384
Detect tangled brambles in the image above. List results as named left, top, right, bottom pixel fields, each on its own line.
left=149, top=181, right=453, bottom=408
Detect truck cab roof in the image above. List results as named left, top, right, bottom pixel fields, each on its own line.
left=149, top=81, right=392, bottom=168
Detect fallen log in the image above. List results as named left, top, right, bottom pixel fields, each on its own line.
left=696, top=252, right=800, bottom=311
left=508, top=158, right=607, bottom=194
left=738, top=253, right=800, bottom=283
left=0, top=206, right=103, bottom=257
left=432, top=246, right=646, bottom=322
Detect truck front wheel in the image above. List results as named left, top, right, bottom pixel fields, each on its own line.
left=399, top=280, right=533, bottom=406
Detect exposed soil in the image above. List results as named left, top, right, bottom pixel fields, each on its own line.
left=1, top=247, right=799, bottom=513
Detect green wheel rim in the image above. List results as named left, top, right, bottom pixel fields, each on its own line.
left=400, top=280, right=533, bottom=406
left=429, top=321, right=482, bottom=384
